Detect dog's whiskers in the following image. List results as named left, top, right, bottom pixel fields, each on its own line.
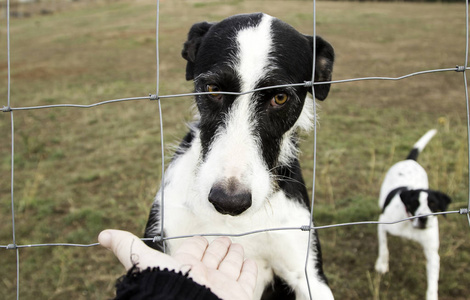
left=270, top=174, right=307, bottom=188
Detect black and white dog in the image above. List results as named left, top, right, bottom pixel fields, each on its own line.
left=375, top=129, right=451, bottom=300
left=145, top=13, right=335, bottom=300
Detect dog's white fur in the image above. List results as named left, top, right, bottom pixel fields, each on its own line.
left=153, top=126, right=333, bottom=300
left=375, top=129, right=445, bottom=300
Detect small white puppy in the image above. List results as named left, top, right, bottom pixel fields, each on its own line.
left=375, top=129, right=451, bottom=300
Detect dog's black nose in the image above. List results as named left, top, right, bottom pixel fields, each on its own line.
left=208, top=180, right=252, bottom=216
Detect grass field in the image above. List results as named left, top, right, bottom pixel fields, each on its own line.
left=1, top=0, right=469, bottom=299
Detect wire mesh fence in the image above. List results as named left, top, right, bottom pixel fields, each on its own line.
left=1, top=0, right=470, bottom=299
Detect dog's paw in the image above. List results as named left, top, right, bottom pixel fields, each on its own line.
left=374, top=258, right=389, bottom=274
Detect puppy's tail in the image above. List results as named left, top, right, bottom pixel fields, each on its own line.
left=406, top=129, right=437, bottom=161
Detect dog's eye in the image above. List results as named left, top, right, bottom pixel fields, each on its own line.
left=206, top=84, right=222, bottom=100
left=271, top=93, right=289, bottom=106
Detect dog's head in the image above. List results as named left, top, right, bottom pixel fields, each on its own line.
left=400, top=189, right=452, bottom=229
left=181, top=13, right=334, bottom=216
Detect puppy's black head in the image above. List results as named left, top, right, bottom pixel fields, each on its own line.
left=401, top=189, right=452, bottom=214
left=400, top=189, right=452, bottom=229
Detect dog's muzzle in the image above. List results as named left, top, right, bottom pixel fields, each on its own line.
left=208, top=178, right=252, bottom=216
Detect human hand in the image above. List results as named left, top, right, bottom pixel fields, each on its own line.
left=171, top=234, right=258, bottom=300
left=98, top=230, right=258, bottom=300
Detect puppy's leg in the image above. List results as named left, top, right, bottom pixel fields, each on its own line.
left=423, top=248, right=439, bottom=300
left=420, top=232, right=440, bottom=300
left=375, top=220, right=390, bottom=274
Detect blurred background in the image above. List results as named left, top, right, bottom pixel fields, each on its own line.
left=1, top=0, right=469, bottom=299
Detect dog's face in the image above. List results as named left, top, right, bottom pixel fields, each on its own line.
left=400, top=189, right=451, bottom=229
left=181, top=13, right=334, bottom=216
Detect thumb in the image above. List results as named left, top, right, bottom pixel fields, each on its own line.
left=98, top=229, right=149, bottom=270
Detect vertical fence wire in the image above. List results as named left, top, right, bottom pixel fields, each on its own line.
left=154, top=0, right=167, bottom=253
left=305, top=0, right=318, bottom=298
left=6, top=0, right=10, bottom=110
left=464, top=0, right=470, bottom=227
left=10, top=112, right=19, bottom=300
left=5, top=0, right=20, bottom=299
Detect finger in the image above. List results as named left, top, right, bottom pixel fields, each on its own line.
left=201, top=237, right=232, bottom=269
left=173, top=236, right=209, bottom=264
left=98, top=229, right=149, bottom=270
left=98, top=229, right=179, bottom=272
left=217, top=243, right=245, bottom=280
left=98, top=229, right=115, bottom=249
left=238, top=258, right=258, bottom=297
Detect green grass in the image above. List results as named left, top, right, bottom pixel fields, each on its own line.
left=1, top=0, right=469, bottom=299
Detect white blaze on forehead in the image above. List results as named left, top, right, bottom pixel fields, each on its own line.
left=218, top=13, right=275, bottom=160
left=218, top=14, right=274, bottom=170
left=235, top=14, right=273, bottom=92
left=235, top=15, right=316, bottom=167
left=222, top=13, right=273, bottom=148
left=418, top=192, right=432, bottom=214
left=197, top=15, right=274, bottom=210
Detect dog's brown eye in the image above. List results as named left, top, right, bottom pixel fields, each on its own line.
left=271, top=93, right=289, bottom=106
left=206, top=84, right=221, bottom=98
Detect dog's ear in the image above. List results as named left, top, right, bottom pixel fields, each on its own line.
left=429, top=190, right=452, bottom=212
left=182, top=22, right=214, bottom=80
left=305, top=35, right=335, bottom=101
left=400, top=189, right=420, bottom=214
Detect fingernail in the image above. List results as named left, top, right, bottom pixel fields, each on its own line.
left=98, top=230, right=112, bottom=249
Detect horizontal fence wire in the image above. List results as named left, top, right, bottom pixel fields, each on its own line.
left=0, top=210, right=466, bottom=250
left=2, top=67, right=470, bottom=112
left=2, top=0, right=470, bottom=299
